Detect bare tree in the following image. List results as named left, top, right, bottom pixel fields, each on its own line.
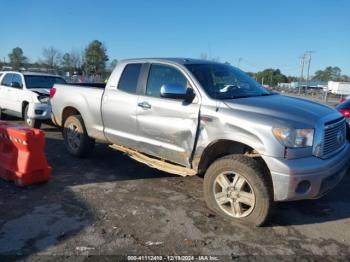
left=70, top=49, right=83, bottom=71
left=42, top=47, right=61, bottom=70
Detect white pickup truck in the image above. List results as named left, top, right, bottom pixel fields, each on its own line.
left=0, top=71, right=66, bottom=128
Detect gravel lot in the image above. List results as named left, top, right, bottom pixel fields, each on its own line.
left=0, top=118, right=350, bottom=260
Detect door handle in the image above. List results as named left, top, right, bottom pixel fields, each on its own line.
left=137, top=101, right=151, bottom=110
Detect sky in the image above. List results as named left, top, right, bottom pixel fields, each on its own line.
left=0, top=0, right=349, bottom=76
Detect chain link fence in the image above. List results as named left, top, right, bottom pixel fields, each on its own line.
left=268, top=86, right=345, bottom=107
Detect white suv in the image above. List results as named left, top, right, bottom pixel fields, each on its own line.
left=0, top=71, right=66, bottom=128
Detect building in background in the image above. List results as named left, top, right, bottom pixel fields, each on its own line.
left=327, top=81, right=350, bottom=95
left=278, top=81, right=326, bottom=89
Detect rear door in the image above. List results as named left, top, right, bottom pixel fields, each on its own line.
left=135, top=63, right=200, bottom=167
left=102, top=63, right=143, bottom=149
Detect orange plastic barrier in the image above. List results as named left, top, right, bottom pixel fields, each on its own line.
left=0, top=121, right=52, bottom=186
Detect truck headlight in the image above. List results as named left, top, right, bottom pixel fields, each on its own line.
left=272, top=128, right=314, bottom=148
left=38, top=95, right=49, bottom=104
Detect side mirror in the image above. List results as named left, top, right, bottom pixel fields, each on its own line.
left=10, top=81, right=21, bottom=89
left=160, top=84, right=194, bottom=100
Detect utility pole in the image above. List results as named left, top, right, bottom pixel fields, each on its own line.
left=298, top=53, right=307, bottom=95
left=237, top=57, right=242, bottom=68
left=305, top=51, right=314, bottom=91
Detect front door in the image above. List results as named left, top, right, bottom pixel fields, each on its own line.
left=0, top=73, right=13, bottom=111
left=136, top=63, right=200, bottom=167
left=7, top=73, right=24, bottom=113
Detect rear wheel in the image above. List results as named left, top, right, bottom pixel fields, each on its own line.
left=24, top=105, right=41, bottom=129
left=63, top=115, right=95, bottom=157
left=203, top=154, right=274, bottom=227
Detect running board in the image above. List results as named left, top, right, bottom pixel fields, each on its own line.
left=109, top=144, right=196, bottom=177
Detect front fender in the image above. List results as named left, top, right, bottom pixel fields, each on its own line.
left=192, top=105, right=285, bottom=170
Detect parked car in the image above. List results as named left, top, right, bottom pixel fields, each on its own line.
left=339, top=95, right=350, bottom=104
left=51, top=58, right=350, bottom=226
left=0, top=71, right=66, bottom=128
left=336, top=99, right=350, bottom=122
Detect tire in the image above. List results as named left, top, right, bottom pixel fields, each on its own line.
left=24, top=105, right=41, bottom=129
left=203, top=154, right=274, bottom=227
left=63, top=115, right=95, bottom=157
left=0, top=107, right=5, bottom=120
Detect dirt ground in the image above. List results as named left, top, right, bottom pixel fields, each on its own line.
left=0, top=119, right=350, bottom=261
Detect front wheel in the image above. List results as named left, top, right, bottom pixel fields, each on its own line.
left=203, top=154, right=274, bottom=227
left=0, top=107, right=6, bottom=120
left=24, top=105, right=41, bottom=129
left=63, top=115, right=95, bottom=157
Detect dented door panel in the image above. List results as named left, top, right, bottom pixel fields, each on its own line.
left=136, top=95, right=200, bottom=167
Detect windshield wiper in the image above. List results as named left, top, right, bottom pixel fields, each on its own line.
left=260, top=92, right=277, bottom=96
left=221, top=94, right=253, bottom=99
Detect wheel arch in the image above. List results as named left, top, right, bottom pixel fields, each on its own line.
left=62, top=106, right=81, bottom=126
left=22, top=101, right=29, bottom=118
left=196, top=139, right=271, bottom=179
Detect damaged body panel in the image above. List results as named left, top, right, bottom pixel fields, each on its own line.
left=135, top=94, right=200, bottom=167
left=0, top=71, right=66, bottom=128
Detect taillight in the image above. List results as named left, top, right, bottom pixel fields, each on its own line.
left=340, top=98, right=346, bottom=103
left=49, top=87, right=56, bottom=98
left=338, top=109, right=350, bottom=118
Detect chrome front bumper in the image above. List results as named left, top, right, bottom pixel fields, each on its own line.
left=262, top=142, right=350, bottom=201
left=27, top=103, right=52, bottom=120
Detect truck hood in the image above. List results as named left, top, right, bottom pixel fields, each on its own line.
left=223, top=94, right=340, bottom=127
left=29, top=88, right=50, bottom=96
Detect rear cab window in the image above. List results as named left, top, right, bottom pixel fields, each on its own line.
left=24, top=75, right=66, bottom=89
left=117, top=63, right=142, bottom=94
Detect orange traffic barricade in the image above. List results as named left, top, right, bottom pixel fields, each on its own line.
left=0, top=121, right=52, bottom=187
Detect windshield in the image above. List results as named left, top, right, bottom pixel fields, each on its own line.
left=185, top=64, right=270, bottom=99
left=24, top=75, right=66, bottom=89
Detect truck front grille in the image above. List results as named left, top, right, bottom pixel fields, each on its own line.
left=322, top=117, right=346, bottom=158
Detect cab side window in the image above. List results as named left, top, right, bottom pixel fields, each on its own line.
left=146, top=64, right=188, bottom=98
left=1, top=73, right=13, bottom=86
left=118, top=63, right=142, bottom=94
left=11, top=74, right=23, bottom=88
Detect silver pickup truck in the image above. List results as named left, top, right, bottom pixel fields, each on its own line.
left=51, top=58, right=350, bottom=226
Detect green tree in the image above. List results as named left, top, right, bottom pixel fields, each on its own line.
left=287, top=76, right=298, bottom=83
left=8, top=47, right=27, bottom=70
left=313, top=66, right=341, bottom=81
left=255, top=69, right=288, bottom=86
left=339, top=75, right=350, bottom=82
left=83, top=40, right=109, bottom=76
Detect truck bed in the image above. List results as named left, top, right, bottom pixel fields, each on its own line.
left=68, top=83, right=106, bottom=89
left=51, top=83, right=106, bottom=140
